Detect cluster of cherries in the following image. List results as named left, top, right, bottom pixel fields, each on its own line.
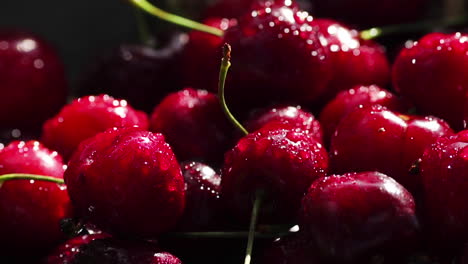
left=0, top=0, right=467, bottom=263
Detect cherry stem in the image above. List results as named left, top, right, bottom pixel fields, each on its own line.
left=0, top=173, right=65, bottom=185
left=219, top=43, right=249, bottom=136
left=134, top=8, right=156, bottom=47
left=360, top=15, right=468, bottom=40
left=244, top=191, right=264, bottom=264
left=128, top=0, right=224, bottom=37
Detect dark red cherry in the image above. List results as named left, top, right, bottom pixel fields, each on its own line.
left=393, top=33, right=468, bottom=130
left=64, top=127, right=185, bottom=238
left=182, top=18, right=237, bottom=92
left=177, top=161, right=221, bottom=231
left=319, top=85, right=407, bottom=145
left=221, top=124, right=328, bottom=223
left=330, top=105, right=453, bottom=193
left=310, top=19, right=390, bottom=105
left=261, top=233, right=322, bottom=264
left=42, top=94, right=149, bottom=160
left=150, top=88, right=233, bottom=164
left=245, top=105, right=323, bottom=143
left=203, top=0, right=256, bottom=19
left=309, top=0, right=427, bottom=27
left=0, top=141, right=71, bottom=255
left=44, top=234, right=109, bottom=264
left=300, top=172, right=419, bottom=262
left=420, top=131, right=468, bottom=246
left=79, top=33, right=188, bottom=112
left=0, top=30, right=67, bottom=129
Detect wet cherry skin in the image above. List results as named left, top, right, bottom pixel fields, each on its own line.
left=300, top=171, right=419, bottom=262
left=0, top=30, right=67, bottom=129
left=44, top=233, right=109, bottom=264
left=0, top=141, right=71, bottom=255
left=393, top=33, right=468, bottom=130
left=64, top=127, right=185, bottom=238
left=330, top=105, right=453, bottom=193
left=221, top=124, right=328, bottom=223
left=42, top=94, right=149, bottom=160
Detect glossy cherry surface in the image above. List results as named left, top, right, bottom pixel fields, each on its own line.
left=319, top=85, right=406, bottom=145
left=80, top=33, right=188, bottom=112
left=0, top=141, right=71, bottom=255
left=44, top=234, right=109, bottom=264
left=393, top=33, right=468, bottom=130
left=300, top=172, right=419, bottom=262
left=245, top=105, right=323, bottom=143
left=420, top=131, right=468, bottom=246
left=150, top=88, right=233, bottom=164
left=0, top=30, right=67, bottom=129
left=221, top=124, right=328, bottom=223
left=42, top=94, right=149, bottom=160
left=330, top=105, right=453, bottom=192
left=64, top=127, right=185, bottom=238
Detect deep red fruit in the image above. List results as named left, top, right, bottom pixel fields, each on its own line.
left=0, top=141, right=71, bottom=254
left=245, top=105, right=323, bottom=143
left=64, top=127, right=185, bottom=238
left=393, top=33, right=468, bottom=130
left=177, top=161, right=221, bottom=231
left=330, top=105, right=453, bottom=192
left=221, top=124, right=328, bottom=223
left=420, top=131, right=468, bottom=245
left=319, top=85, right=406, bottom=145
left=44, top=234, right=109, bottom=264
left=80, top=33, right=187, bottom=112
left=47, top=237, right=181, bottom=264
left=310, top=0, right=427, bottom=27
left=150, top=88, right=233, bottom=164
left=182, top=18, right=237, bottom=92
left=0, top=30, right=67, bottom=129
left=42, top=94, right=149, bottom=160
left=203, top=0, right=255, bottom=19
left=300, top=172, right=419, bottom=262
left=261, top=233, right=322, bottom=264
left=310, top=19, right=390, bottom=104
left=222, top=1, right=332, bottom=117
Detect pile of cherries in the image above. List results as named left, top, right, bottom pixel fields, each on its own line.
left=0, top=0, right=467, bottom=263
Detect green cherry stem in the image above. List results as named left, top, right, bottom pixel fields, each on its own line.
left=244, top=190, right=264, bottom=264
left=128, top=0, right=223, bottom=37
left=0, top=173, right=65, bottom=185
left=134, top=8, right=156, bottom=47
left=219, top=43, right=249, bottom=136
left=360, top=15, right=468, bottom=40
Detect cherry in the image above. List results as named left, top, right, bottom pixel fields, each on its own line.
left=261, top=233, right=322, bottom=264
left=44, top=233, right=109, bottom=264
left=221, top=124, right=328, bottom=223
left=393, top=32, right=468, bottom=130
left=42, top=94, right=149, bottom=160
left=330, top=105, right=453, bottom=193
left=203, top=0, right=256, bottom=19
left=64, top=127, right=185, bottom=238
left=177, top=161, right=222, bottom=231
left=319, top=85, right=407, bottom=145
left=181, top=18, right=237, bottom=92
left=0, top=141, right=71, bottom=255
left=309, top=0, right=427, bottom=27
left=300, top=171, right=419, bottom=262
left=0, top=30, right=67, bottom=130
left=420, top=131, right=468, bottom=246
left=150, top=88, right=233, bottom=164
left=79, top=33, right=188, bottom=112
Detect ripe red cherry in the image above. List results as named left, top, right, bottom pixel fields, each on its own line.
left=420, top=131, right=468, bottom=246
left=393, top=33, right=468, bottom=130
left=182, top=18, right=237, bottom=92
left=221, top=124, right=328, bottom=223
left=0, top=30, right=67, bottom=129
left=64, top=127, right=185, bottom=238
left=44, top=234, right=109, bottom=264
left=0, top=141, right=71, bottom=255
left=310, top=19, right=390, bottom=105
left=150, top=88, right=233, bottom=164
left=300, top=172, right=419, bottom=262
left=80, top=34, right=187, bottom=112
left=42, top=94, right=149, bottom=160
left=245, top=105, right=323, bottom=143
left=177, top=161, right=222, bottom=231
left=319, top=85, right=407, bottom=145
left=330, top=105, right=453, bottom=193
